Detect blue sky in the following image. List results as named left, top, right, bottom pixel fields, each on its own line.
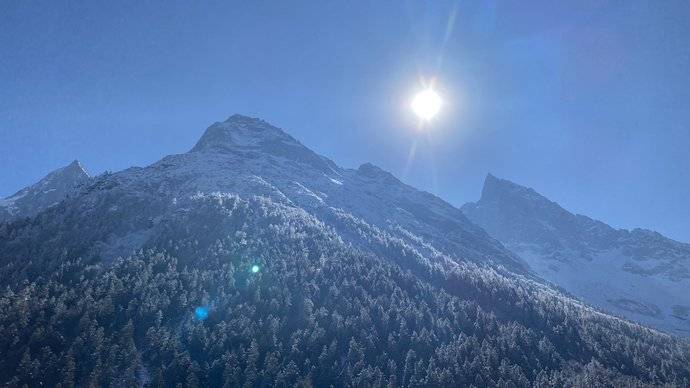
left=2, top=1, right=689, bottom=241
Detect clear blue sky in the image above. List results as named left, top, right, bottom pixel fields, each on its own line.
left=2, top=1, right=689, bottom=241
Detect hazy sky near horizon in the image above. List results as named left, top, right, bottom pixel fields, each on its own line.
left=2, top=1, right=690, bottom=241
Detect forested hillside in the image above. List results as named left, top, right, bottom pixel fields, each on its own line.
left=1, top=193, right=689, bottom=387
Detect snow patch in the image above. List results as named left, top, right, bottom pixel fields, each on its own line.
left=292, top=181, right=324, bottom=203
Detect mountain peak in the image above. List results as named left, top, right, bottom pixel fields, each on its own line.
left=0, top=160, right=91, bottom=222
left=356, top=163, right=397, bottom=181
left=190, top=114, right=297, bottom=153
left=223, top=113, right=269, bottom=127
left=356, top=163, right=412, bottom=189
left=480, top=173, right=545, bottom=204
left=37, top=160, right=90, bottom=185
left=64, top=160, right=89, bottom=176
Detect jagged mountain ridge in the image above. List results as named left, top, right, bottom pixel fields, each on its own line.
left=0, top=115, right=525, bottom=279
left=0, top=160, right=90, bottom=223
left=2, top=116, right=690, bottom=386
left=462, top=174, right=690, bottom=337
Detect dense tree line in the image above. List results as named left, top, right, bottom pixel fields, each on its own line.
left=1, top=193, right=689, bottom=386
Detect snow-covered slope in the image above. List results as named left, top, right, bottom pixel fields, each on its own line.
left=3, top=116, right=690, bottom=386
left=462, top=174, right=690, bottom=337
left=0, top=115, right=525, bottom=279
left=140, top=116, right=525, bottom=272
left=0, top=160, right=90, bottom=223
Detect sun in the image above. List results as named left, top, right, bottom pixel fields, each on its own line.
left=411, top=88, right=442, bottom=120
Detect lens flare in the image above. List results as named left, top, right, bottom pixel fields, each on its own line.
left=251, top=265, right=260, bottom=273
left=194, top=306, right=209, bottom=321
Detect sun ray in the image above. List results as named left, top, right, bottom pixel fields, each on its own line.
left=403, top=139, right=419, bottom=178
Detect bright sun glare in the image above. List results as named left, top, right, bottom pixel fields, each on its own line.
left=411, top=88, right=442, bottom=120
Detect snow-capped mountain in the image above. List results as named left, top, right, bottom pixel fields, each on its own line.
left=462, top=174, right=690, bottom=337
left=0, top=160, right=90, bottom=223
left=0, top=115, right=525, bottom=277
left=2, top=115, right=690, bottom=386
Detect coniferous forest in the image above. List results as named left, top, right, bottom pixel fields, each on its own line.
left=1, top=193, right=689, bottom=387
